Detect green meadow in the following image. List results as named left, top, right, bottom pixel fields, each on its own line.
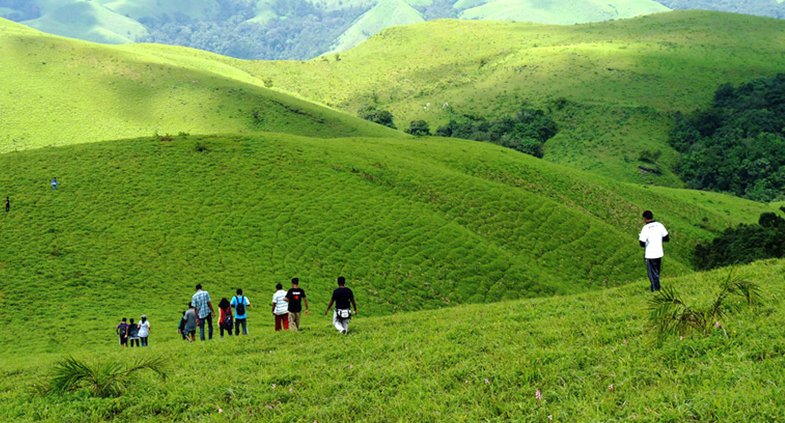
left=0, top=9, right=784, bottom=422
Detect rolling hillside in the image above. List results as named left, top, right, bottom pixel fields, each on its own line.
left=230, top=11, right=785, bottom=184
left=0, top=133, right=772, bottom=354
left=1, top=258, right=783, bottom=420
left=0, top=18, right=395, bottom=152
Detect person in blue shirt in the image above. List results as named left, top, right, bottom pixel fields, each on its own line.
left=231, top=288, right=251, bottom=335
left=51, top=177, right=58, bottom=190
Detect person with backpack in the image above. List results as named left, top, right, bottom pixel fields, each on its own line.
left=116, top=317, right=129, bottom=347
left=231, top=289, right=251, bottom=335
left=218, top=298, right=233, bottom=338
left=324, top=276, right=357, bottom=334
left=191, top=283, right=215, bottom=341
left=639, top=210, right=670, bottom=292
left=138, top=315, right=150, bottom=347
left=285, top=277, right=309, bottom=331
left=128, top=318, right=140, bottom=347
left=271, top=283, right=289, bottom=331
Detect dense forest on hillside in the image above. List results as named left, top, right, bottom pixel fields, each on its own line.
left=695, top=210, right=785, bottom=269
left=670, top=74, right=785, bottom=202
left=657, top=0, right=785, bottom=18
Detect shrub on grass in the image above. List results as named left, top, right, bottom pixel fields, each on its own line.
left=42, top=356, right=166, bottom=398
left=648, top=272, right=761, bottom=340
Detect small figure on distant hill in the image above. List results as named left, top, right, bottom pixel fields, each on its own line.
left=191, top=284, right=215, bottom=341
left=128, top=318, right=140, bottom=347
left=5, top=197, right=9, bottom=213
left=116, top=317, right=129, bottom=347
left=51, top=177, right=58, bottom=190
left=272, top=283, right=289, bottom=331
left=325, top=276, right=357, bottom=334
left=182, top=304, right=197, bottom=342
left=218, top=297, right=233, bottom=338
left=231, top=288, right=251, bottom=335
left=138, top=315, right=150, bottom=347
left=285, top=278, right=309, bottom=331
left=639, top=210, right=670, bottom=292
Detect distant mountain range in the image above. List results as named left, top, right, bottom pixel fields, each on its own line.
left=1, top=0, right=783, bottom=59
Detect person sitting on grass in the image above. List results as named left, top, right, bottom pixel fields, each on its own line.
left=272, top=283, right=289, bottom=331
left=128, top=318, right=140, bottom=347
left=116, top=317, right=129, bottom=347
left=218, top=298, right=233, bottom=338
left=324, top=276, right=357, bottom=334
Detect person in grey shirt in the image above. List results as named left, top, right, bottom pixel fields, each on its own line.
left=182, top=304, right=197, bottom=342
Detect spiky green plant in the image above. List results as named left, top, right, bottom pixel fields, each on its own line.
left=648, top=272, right=761, bottom=339
left=46, top=356, right=166, bottom=398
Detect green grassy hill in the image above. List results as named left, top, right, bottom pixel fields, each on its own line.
left=330, top=0, right=425, bottom=52
left=0, top=18, right=395, bottom=153
left=0, top=133, right=772, bottom=354
left=230, top=11, right=785, bottom=184
left=1, top=258, right=782, bottom=421
left=21, top=0, right=148, bottom=44
left=458, top=0, right=669, bottom=23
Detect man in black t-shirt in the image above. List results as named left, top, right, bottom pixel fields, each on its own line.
left=324, top=276, right=358, bottom=334
left=284, top=277, right=309, bottom=331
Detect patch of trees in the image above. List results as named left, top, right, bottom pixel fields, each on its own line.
left=358, top=106, right=396, bottom=129
left=695, top=209, right=785, bottom=270
left=435, top=108, right=558, bottom=158
left=670, top=74, right=785, bottom=201
left=655, top=0, right=785, bottom=18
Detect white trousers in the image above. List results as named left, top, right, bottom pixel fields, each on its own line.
left=333, top=310, right=350, bottom=333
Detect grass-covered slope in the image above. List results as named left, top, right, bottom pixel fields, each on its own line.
left=459, top=0, right=669, bottom=23
left=21, top=0, right=148, bottom=44
left=330, top=0, right=424, bottom=52
left=231, top=11, right=785, bottom=184
left=0, top=133, right=771, bottom=354
left=0, top=19, right=395, bottom=153
left=1, top=259, right=783, bottom=421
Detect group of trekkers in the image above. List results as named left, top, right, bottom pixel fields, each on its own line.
left=177, top=276, right=357, bottom=342
left=115, top=315, right=151, bottom=347
left=113, top=210, right=665, bottom=347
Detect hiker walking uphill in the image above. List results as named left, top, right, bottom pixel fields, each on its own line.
left=231, top=288, right=251, bottom=335
left=4, top=197, right=9, bottom=213
left=272, top=283, right=289, bottom=331
left=639, top=210, right=670, bottom=292
left=325, top=276, right=358, bottom=334
left=218, top=298, right=233, bottom=338
left=285, top=278, right=309, bottom=331
left=116, top=318, right=129, bottom=347
left=51, top=177, right=58, bottom=190
left=191, top=284, right=215, bottom=341
left=138, top=315, right=150, bottom=347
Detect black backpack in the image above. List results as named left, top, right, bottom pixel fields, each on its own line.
left=235, top=296, right=246, bottom=316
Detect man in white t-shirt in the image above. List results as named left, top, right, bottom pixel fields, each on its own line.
left=639, top=210, right=670, bottom=292
left=271, top=283, right=289, bottom=331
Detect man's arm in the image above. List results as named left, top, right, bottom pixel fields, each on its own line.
left=663, top=234, right=670, bottom=243
left=324, top=299, right=334, bottom=315
left=639, top=241, right=646, bottom=248
left=304, top=298, right=310, bottom=315
left=350, top=297, right=358, bottom=315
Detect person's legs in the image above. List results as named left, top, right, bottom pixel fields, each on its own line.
left=342, top=319, right=349, bottom=334
left=206, top=314, right=214, bottom=340
left=332, top=311, right=344, bottom=333
left=646, top=258, right=662, bottom=291
left=275, top=314, right=282, bottom=331
left=220, top=325, right=226, bottom=338
left=198, top=318, right=206, bottom=341
left=282, top=314, right=289, bottom=330
left=288, top=312, right=300, bottom=331
left=240, top=318, right=247, bottom=335
left=141, top=337, right=148, bottom=347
